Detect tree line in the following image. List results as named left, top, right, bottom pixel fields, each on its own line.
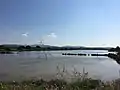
left=0, top=45, right=110, bottom=52
left=0, top=45, right=76, bottom=51
left=108, top=46, right=120, bottom=52
left=0, top=45, right=43, bottom=51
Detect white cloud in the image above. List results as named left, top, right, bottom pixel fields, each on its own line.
left=47, top=33, right=57, bottom=38
left=22, top=32, right=29, bottom=37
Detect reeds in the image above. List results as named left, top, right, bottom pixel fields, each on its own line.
left=0, top=66, right=120, bottom=90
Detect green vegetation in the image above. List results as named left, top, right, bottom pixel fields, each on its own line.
left=109, top=46, right=120, bottom=52
left=0, top=66, right=120, bottom=90
left=0, top=45, right=110, bottom=53
left=0, top=45, right=13, bottom=54
left=0, top=77, right=120, bottom=90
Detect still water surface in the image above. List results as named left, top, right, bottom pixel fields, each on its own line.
left=0, top=50, right=120, bottom=81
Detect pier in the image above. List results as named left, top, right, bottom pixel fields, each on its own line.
left=62, top=53, right=108, bottom=56
left=62, top=53, right=120, bottom=64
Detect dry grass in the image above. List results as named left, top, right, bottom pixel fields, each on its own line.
left=0, top=66, right=120, bottom=90
left=1, top=78, right=120, bottom=90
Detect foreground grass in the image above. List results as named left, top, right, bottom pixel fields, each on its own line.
left=0, top=66, right=120, bottom=90
left=0, top=78, right=120, bottom=90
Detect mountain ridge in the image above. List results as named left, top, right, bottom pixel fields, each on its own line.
left=0, top=44, right=113, bottom=49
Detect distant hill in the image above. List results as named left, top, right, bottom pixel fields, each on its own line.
left=31, top=44, right=59, bottom=48
left=61, top=46, right=112, bottom=50
left=1, top=44, right=21, bottom=48
left=61, top=46, right=85, bottom=48
left=0, top=44, right=113, bottom=50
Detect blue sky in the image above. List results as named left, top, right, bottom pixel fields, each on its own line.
left=0, top=0, right=120, bottom=47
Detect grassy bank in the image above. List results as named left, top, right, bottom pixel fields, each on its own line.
left=0, top=78, right=120, bottom=90
left=0, top=68, right=120, bottom=90
left=0, top=66, right=120, bottom=90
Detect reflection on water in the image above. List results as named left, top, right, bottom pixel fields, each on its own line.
left=0, top=50, right=120, bottom=81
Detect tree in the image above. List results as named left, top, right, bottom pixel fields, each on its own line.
left=116, top=46, right=120, bottom=52
left=0, top=45, right=5, bottom=49
left=21, top=46, right=25, bottom=49
left=64, top=48, right=68, bottom=50
left=17, top=46, right=25, bottom=51
left=35, top=46, right=41, bottom=51
left=46, top=47, right=51, bottom=50
left=116, top=46, right=120, bottom=49
left=5, top=47, right=11, bottom=51
left=26, top=45, right=31, bottom=50
left=36, top=46, right=41, bottom=48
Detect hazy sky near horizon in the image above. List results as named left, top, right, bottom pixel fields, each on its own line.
left=0, top=0, right=120, bottom=47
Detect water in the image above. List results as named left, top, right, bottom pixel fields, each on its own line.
left=0, top=50, right=120, bottom=81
